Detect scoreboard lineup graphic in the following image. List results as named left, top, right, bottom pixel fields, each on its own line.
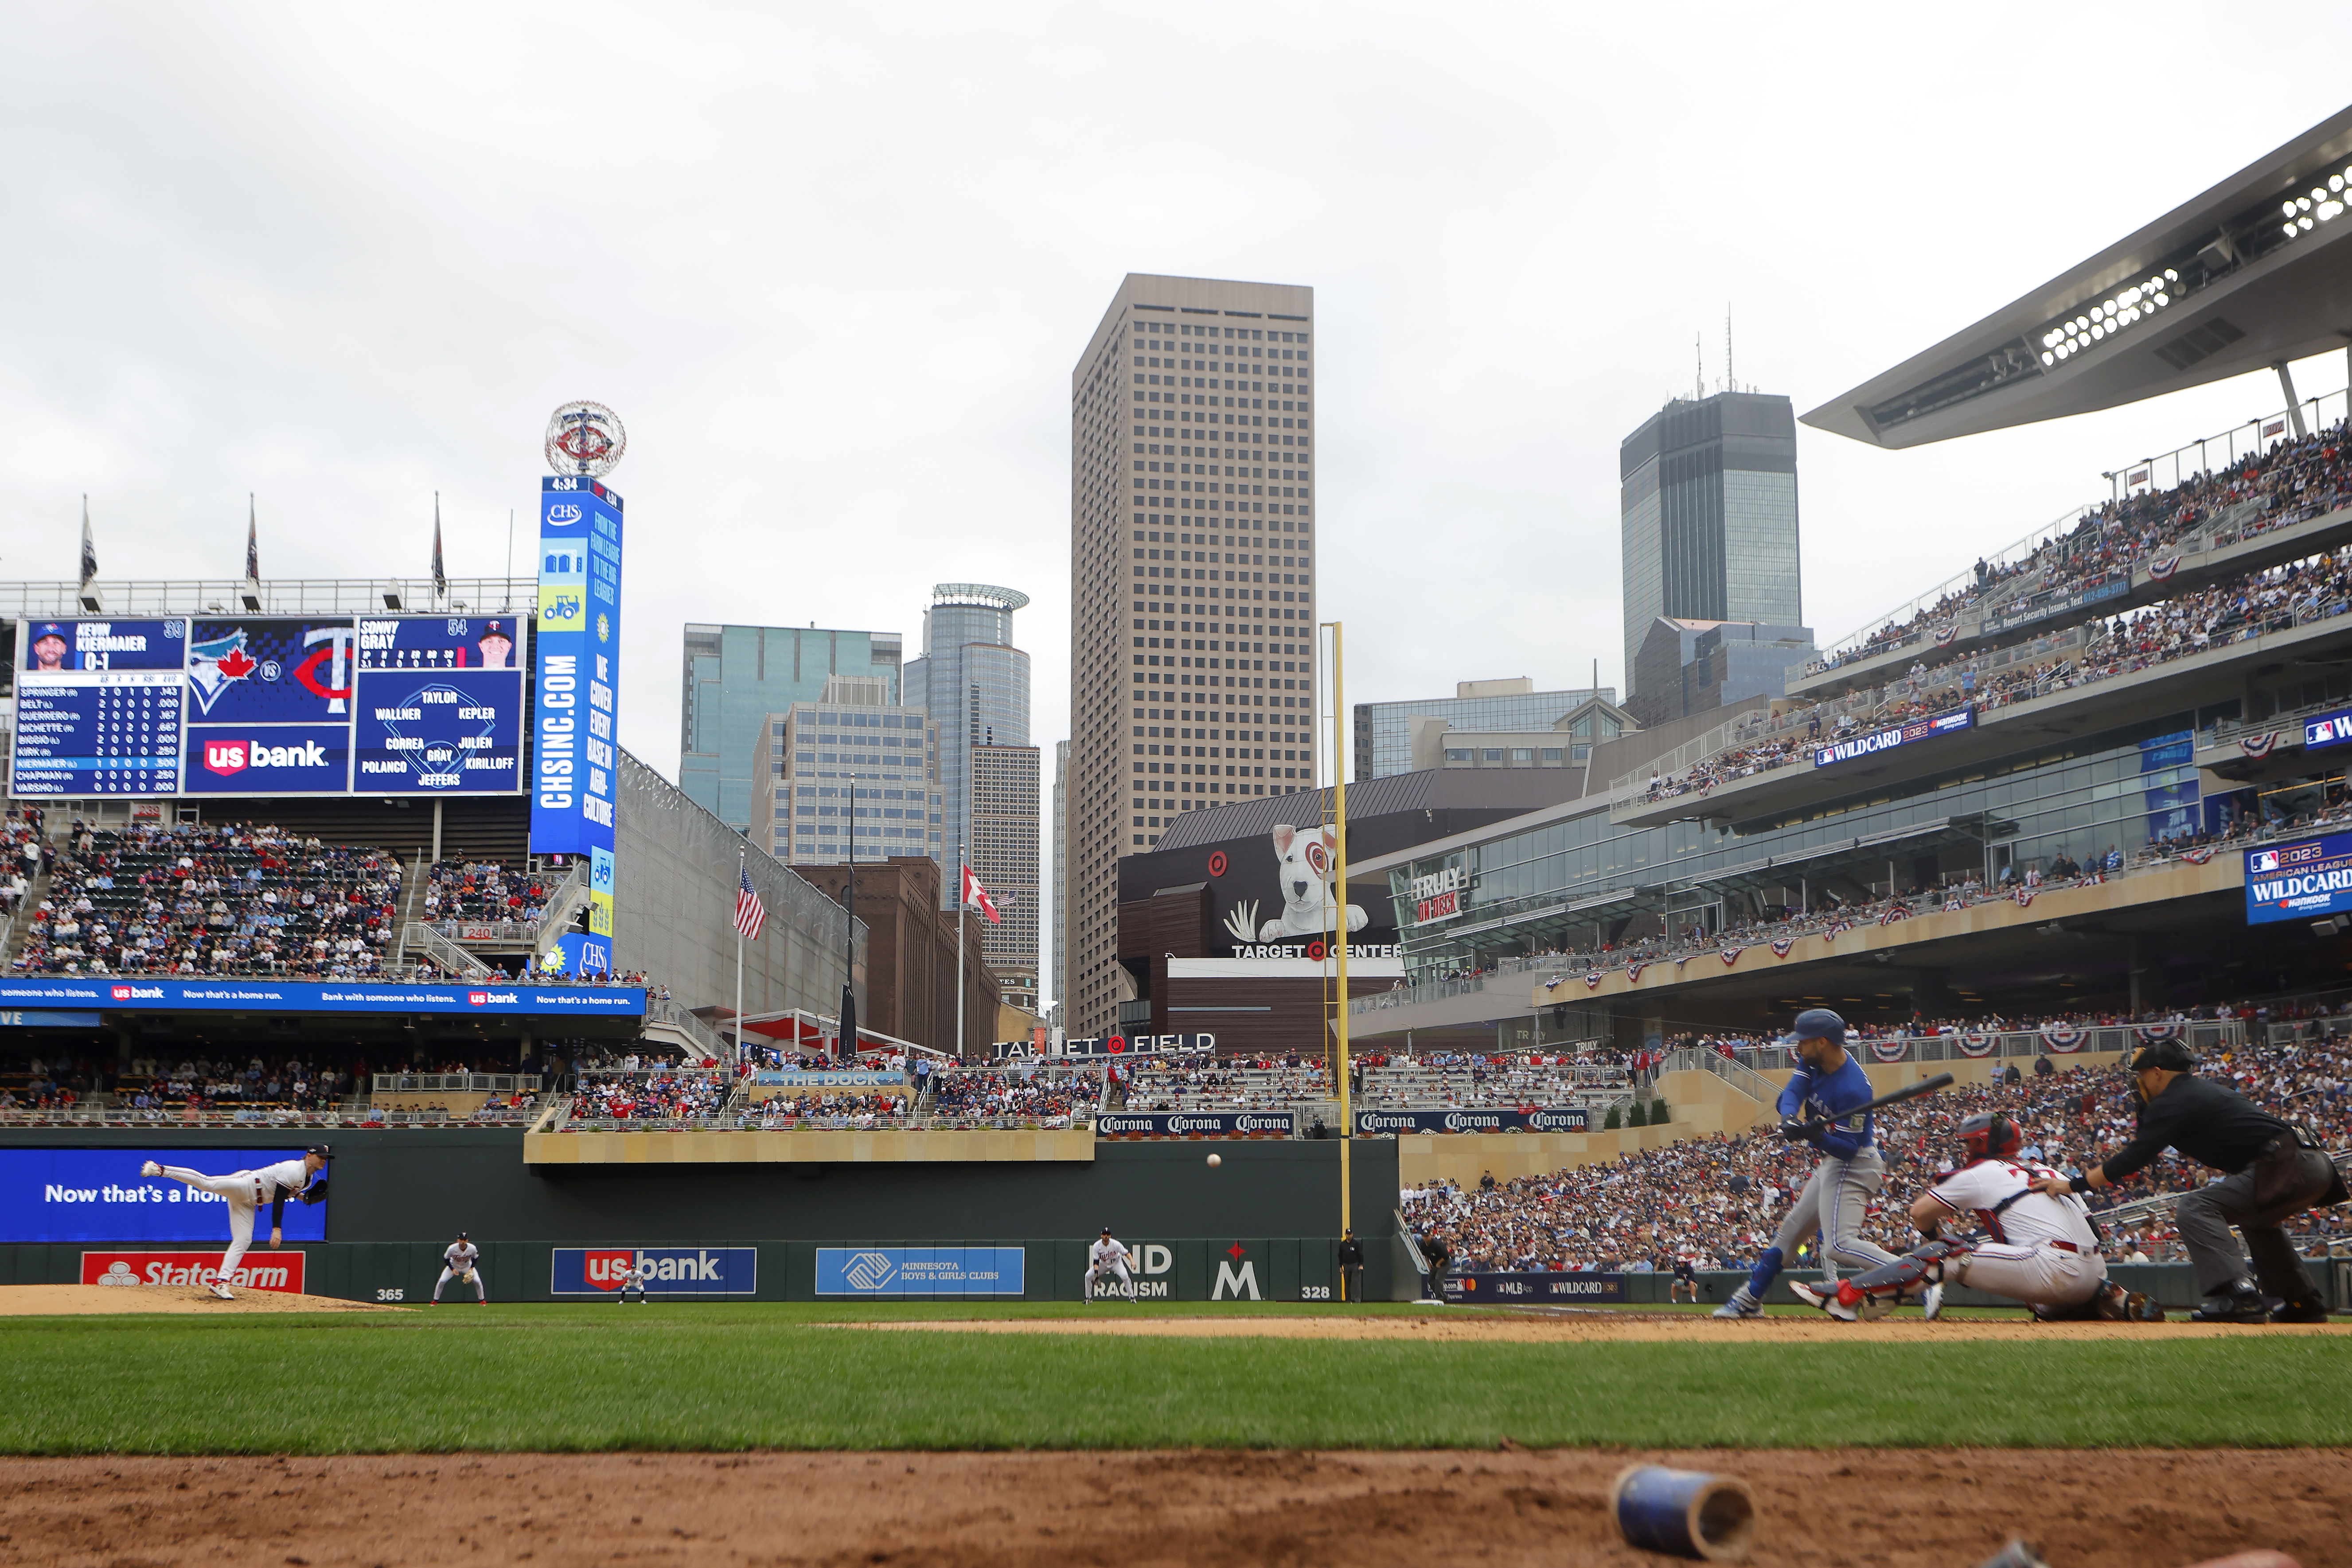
left=11, top=614, right=526, bottom=799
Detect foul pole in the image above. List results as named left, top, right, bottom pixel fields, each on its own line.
left=1326, top=620, right=1351, bottom=1244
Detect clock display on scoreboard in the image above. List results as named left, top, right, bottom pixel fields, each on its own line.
left=9, top=614, right=527, bottom=800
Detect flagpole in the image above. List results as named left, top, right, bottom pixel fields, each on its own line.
left=734, top=843, right=746, bottom=1070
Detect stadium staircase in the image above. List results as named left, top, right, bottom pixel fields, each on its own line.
left=638, top=998, right=730, bottom=1061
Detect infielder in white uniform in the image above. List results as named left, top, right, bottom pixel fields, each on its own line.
left=140, top=1146, right=330, bottom=1300
left=433, top=1232, right=486, bottom=1304
left=1086, top=1227, right=1135, bottom=1303
left=1811, top=1113, right=2145, bottom=1322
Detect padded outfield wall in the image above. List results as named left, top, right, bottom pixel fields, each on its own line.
left=0, top=1128, right=1400, bottom=1302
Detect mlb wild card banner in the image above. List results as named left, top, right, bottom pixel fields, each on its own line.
left=530, top=475, right=624, bottom=966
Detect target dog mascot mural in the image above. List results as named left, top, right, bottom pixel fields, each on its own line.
left=1221, top=823, right=1369, bottom=944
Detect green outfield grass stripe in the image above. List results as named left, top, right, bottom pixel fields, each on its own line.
left=3, top=1311, right=2350, bottom=1452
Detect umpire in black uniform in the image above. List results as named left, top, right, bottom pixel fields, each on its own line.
left=1337, top=1228, right=1365, bottom=1303
left=2036, top=1039, right=2347, bottom=1322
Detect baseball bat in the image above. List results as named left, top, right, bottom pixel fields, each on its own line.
left=1774, top=1071, right=1954, bottom=1139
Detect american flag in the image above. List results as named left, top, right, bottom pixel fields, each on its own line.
left=734, top=866, right=767, bottom=941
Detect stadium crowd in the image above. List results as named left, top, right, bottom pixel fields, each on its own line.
left=1822, top=416, right=2352, bottom=667
left=422, top=858, right=556, bottom=930
left=1642, top=519, right=2352, bottom=807
left=8, top=820, right=403, bottom=979
left=1406, top=1027, right=2352, bottom=1278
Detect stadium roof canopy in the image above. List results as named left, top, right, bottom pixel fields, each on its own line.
left=1806, top=105, right=2352, bottom=449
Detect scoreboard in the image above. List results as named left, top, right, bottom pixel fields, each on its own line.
left=11, top=614, right=527, bottom=799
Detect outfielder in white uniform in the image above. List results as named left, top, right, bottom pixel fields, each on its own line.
left=1087, top=1228, right=1135, bottom=1303
left=433, top=1232, right=486, bottom=1304
left=1815, top=1113, right=2147, bottom=1322
left=140, top=1146, right=329, bottom=1300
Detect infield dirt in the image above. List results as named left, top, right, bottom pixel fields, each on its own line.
left=0, top=1285, right=402, bottom=1316
left=2, top=1449, right=2343, bottom=1568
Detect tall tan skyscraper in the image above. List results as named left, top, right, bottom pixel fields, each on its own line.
left=1065, top=273, right=1318, bottom=1040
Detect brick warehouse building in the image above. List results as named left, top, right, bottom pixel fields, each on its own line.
left=794, top=856, right=1001, bottom=1056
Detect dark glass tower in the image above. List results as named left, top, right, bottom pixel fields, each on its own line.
left=1619, top=390, right=1800, bottom=698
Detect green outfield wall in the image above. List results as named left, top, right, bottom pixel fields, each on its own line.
left=0, top=1128, right=1401, bottom=1301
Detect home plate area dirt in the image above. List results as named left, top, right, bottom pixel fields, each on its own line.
left=3, top=1450, right=2344, bottom=1568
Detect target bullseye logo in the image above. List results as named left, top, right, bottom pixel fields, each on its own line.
left=1206, top=851, right=1228, bottom=876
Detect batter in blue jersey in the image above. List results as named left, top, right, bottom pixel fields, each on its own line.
left=1714, top=1008, right=1900, bottom=1318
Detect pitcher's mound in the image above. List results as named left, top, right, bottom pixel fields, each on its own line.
left=0, top=1284, right=405, bottom=1316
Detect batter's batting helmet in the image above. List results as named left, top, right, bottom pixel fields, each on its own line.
left=1958, top=1113, right=2020, bottom=1162
left=1790, top=1007, right=1847, bottom=1041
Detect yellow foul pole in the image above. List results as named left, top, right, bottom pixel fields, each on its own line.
left=1327, top=620, right=1350, bottom=1244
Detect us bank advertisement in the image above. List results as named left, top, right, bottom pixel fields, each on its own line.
left=529, top=475, right=624, bottom=950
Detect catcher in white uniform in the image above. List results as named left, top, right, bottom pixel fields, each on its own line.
left=1811, top=1113, right=2150, bottom=1322
left=1086, top=1228, right=1135, bottom=1303
left=140, top=1146, right=329, bottom=1300
left=433, top=1232, right=486, bottom=1304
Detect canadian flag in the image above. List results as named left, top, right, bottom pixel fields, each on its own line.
left=962, top=865, right=1000, bottom=924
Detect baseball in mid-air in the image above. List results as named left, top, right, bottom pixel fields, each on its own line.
left=1206, top=1153, right=1221, bottom=1168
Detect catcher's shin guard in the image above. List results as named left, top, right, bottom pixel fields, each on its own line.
left=1839, top=1237, right=1968, bottom=1307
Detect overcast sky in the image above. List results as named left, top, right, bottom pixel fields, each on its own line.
left=7, top=7, right=2351, bottom=999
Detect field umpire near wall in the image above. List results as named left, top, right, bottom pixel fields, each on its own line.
left=2034, top=1038, right=2348, bottom=1323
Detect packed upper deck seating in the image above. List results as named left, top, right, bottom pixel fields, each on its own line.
left=1823, top=417, right=2352, bottom=667
left=1643, top=543, right=2352, bottom=806
left=9, top=820, right=402, bottom=979
left=422, top=859, right=556, bottom=930
left=1404, top=1010, right=2352, bottom=1275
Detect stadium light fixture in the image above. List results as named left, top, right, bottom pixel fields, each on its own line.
left=2036, top=266, right=2179, bottom=366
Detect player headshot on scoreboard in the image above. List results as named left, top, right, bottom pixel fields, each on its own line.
left=29, top=623, right=69, bottom=671
left=475, top=621, right=514, bottom=668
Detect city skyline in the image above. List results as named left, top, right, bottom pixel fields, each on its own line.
left=13, top=13, right=2352, bottom=1018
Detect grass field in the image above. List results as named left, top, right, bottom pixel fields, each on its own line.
left=5, top=1302, right=2352, bottom=1454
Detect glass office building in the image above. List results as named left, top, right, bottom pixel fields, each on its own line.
left=755, top=678, right=943, bottom=866
left=680, top=623, right=902, bottom=831
left=1353, top=678, right=1614, bottom=781
left=905, top=584, right=1033, bottom=904
left=1619, top=391, right=1801, bottom=698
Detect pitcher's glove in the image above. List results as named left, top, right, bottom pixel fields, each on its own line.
left=299, top=1180, right=328, bottom=1205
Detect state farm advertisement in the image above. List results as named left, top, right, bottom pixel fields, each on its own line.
left=82, top=1250, right=308, bottom=1294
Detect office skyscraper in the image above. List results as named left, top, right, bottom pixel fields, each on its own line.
left=1050, top=737, right=1068, bottom=1016
left=680, top=624, right=901, bottom=831
left=1619, top=390, right=1800, bottom=700
left=1066, top=273, right=1318, bottom=1039
left=904, top=584, right=1031, bottom=900
left=752, top=675, right=942, bottom=866
left=971, top=743, right=1041, bottom=1014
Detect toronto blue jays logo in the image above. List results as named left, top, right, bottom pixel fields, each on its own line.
left=185, top=629, right=259, bottom=715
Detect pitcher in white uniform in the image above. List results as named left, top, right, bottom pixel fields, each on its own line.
left=140, top=1146, right=330, bottom=1300
left=1086, top=1228, right=1135, bottom=1303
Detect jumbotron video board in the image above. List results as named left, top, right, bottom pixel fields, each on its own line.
left=10, top=614, right=526, bottom=798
